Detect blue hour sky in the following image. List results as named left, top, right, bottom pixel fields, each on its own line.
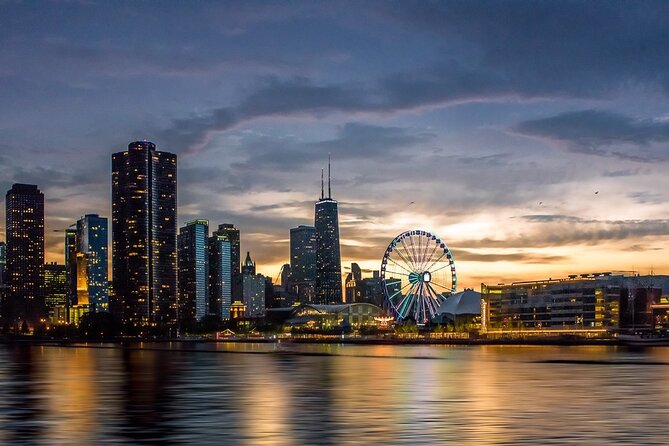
left=2, top=0, right=669, bottom=287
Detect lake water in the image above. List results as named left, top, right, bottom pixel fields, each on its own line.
left=0, top=342, right=668, bottom=445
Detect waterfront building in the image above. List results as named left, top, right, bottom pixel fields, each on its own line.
left=361, top=271, right=385, bottom=307
left=481, top=274, right=661, bottom=336
left=230, top=300, right=246, bottom=319
left=76, top=214, right=109, bottom=312
left=44, top=262, right=67, bottom=316
left=432, top=289, right=482, bottom=330
left=5, top=183, right=45, bottom=323
left=314, top=160, right=342, bottom=304
left=112, top=141, right=177, bottom=326
left=290, top=225, right=316, bottom=303
left=178, top=220, right=209, bottom=323
left=266, top=302, right=386, bottom=331
left=212, top=224, right=241, bottom=301
left=209, top=233, right=232, bottom=320
left=242, top=272, right=266, bottom=318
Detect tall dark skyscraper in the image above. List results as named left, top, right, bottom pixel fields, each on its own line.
left=315, top=159, right=342, bottom=304
left=290, top=225, right=317, bottom=303
left=5, top=183, right=45, bottom=323
left=178, top=219, right=209, bottom=323
left=0, top=241, right=6, bottom=286
left=112, top=141, right=177, bottom=326
left=64, top=228, right=77, bottom=309
left=76, top=214, right=109, bottom=312
left=212, top=224, right=240, bottom=300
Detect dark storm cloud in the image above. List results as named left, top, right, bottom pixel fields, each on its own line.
left=513, top=110, right=669, bottom=161
left=379, top=0, right=669, bottom=92
left=159, top=0, right=669, bottom=155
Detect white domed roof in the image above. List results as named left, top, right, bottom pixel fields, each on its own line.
left=436, top=289, right=481, bottom=316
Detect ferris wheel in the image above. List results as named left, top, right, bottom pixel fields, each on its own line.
left=381, top=230, right=457, bottom=324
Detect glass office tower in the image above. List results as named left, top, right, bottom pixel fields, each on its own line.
left=178, top=219, right=209, bottom=323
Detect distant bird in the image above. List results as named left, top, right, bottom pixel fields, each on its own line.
left=539, top=201, right=543, bottom=205
left=594, top=191, right=599, bottom=195
left=409, top=201, right=415, bottom=205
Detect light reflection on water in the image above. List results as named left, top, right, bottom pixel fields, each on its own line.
left=0, top=343, right=668, bottom=445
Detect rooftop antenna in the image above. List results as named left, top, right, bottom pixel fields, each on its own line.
left=328, top=152, right=331, bottom=199
left=321, top=168, right=324, bottom=200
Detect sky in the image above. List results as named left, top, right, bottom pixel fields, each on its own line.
left=1, top=0, right=669, bottom=289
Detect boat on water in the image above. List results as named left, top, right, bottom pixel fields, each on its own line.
left=618, top=334, right=669, bottom=347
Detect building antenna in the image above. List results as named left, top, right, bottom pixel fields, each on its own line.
left=321, top=168, right=324, bottom=200
left=328, top=152, right=331, bottom=199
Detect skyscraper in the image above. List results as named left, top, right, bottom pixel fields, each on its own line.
left=345, top=263, right=362, bottom=303
left=5, top=183, right=45, bottom=323
left=64, top=228, right=77, bottom=310
left=76, top=214, right=109, bottom=312
left=212, top=224, right=240, bottom=300
left=0, top=241, right=6, bottom=286
left=241, top=251, right=256, bottom=275
left=209, top=233, right=232, bottom=320
left=178, top=219, right=209, bottom=323
left=112, top=141, right=177, bottom=326
left=44, top=262, right=67, bottom=315
left=290, top=225, right=316, bottom=303
left=315, top=159, right=342, bottom=304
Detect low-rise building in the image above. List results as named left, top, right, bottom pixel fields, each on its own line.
left=481, top=273, right=661, bottom=337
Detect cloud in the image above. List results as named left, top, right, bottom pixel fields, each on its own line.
left=513, top=110, right=669, bottom=161
left=377, top=1, right=669, bottom=93
left=454, top=249, right=566, bottom=264
left=628, top=191, right=665, bottom=205
left=458, top=215, right=669, bottom=249
left=602, top=169, right=645, bottom=178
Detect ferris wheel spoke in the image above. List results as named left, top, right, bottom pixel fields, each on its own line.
left=418, top=283, right=428, bottom=323
left=398, top=238, right=418, bottom=270
left=386, top=256, right=414, bottom=275
left=424, top=250, right=448, bottom=274
left=429, top=280, right=454, bottom=294
left=387, top=281, right=413, bottom=304
left=427, top=260, right=454, bottom=275
left=415, top=234, right=426, bottom=270
left=425, top=284, right=444, bottom=312
left=408, top=235, right=421, bottom=271
left=397, top=282, right=418, bottom=317
left=421, top=243, right=440, bottom=272
left=385, top=269, right=410, bottom=278
left=391, top=247, right=416, bottom=273
left=388, top=283, right=411, bottom=308
left=419, top=235, right=432, bottom=271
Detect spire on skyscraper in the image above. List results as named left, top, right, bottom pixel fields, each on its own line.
left=328, top=153, right=331, bottom=199
left=321, top=168, right=324, bottom=200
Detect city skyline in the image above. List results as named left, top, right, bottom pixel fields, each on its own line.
left=2, top=2, right=669, bottom=290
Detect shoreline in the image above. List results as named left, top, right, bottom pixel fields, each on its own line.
left=0, top=336, right=625, bottom=347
